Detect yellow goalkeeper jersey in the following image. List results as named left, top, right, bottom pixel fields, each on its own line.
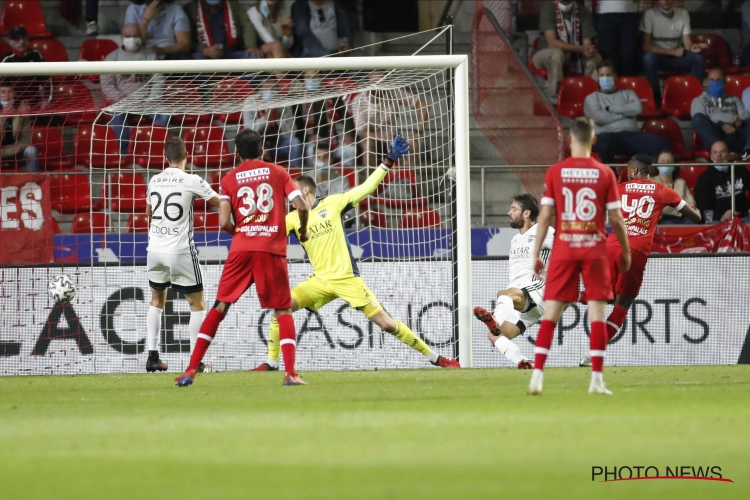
left=286, top=166, right=388, bottom=280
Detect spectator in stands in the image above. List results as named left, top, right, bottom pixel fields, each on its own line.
left=595, top=0, right=640, bottom=76
left=650, top=150, right=697, bottom=224
left=585, top=60, right=670, bottom=163
left=532, top=0, right=600, bottom=102
left=691, top=68, right=750, bottom=159
left=291, top=0, right=350, bottom=57
left=102, top=24, right=168, bottom=154
left=0, top=84, right=38, bottom=172
left=694, top=140, right=750, bottom=223
left=126, top=0, right=191, bottom=59
left=742, top=1, right=750, bottom=67
left=184, top=0, right=264, bottom=60
left=86, top=0, right=101, bottom=36
left=641, top=0, right=705, bottom=106
left=247, top=0, right=293, bottom=58
left=314, top=145, right=350, bottom=197
left=1, top=27, right=52, bottom=110
left=333, top=131, right=357, bottom=167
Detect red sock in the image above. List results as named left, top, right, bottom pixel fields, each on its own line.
left=534, top=320, right=556, bottom=371
left=187, top=308, right=223, bottom=372
left=606, top=306, right=627, bottom=343
left=278, top=314, right=297, bottom=376
left=590, top=321, right=607, bottom=373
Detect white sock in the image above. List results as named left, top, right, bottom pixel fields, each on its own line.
left=493, top=295, right=515, bottom=325
left=425, top=350, right=439, bottom=363
left=189, top=310, right=206, bottom=354
left=267, top=359, right=279, bottom=368
left=494, top=336, right=527, bottom=365
left=146, top=306, right=163, bottom=352
left=591, top=371, right=603, bottom=384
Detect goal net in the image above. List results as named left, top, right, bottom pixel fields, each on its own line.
left=0, top=55, right=472, bottom=375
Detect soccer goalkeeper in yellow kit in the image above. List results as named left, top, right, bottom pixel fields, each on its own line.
left=252, top=135, right=460, bottom=371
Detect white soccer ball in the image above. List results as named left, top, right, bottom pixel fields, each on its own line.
left=48, top=275, right=77, bottom=304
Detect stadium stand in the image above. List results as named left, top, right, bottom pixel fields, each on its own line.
left=662, top=76, right=703, bottom=120
left=0, top=0, right=52, bottom=38
left=556, top=77, right=598, bottom=119
left=28, top=38, right=68, bottom=62
left=642, top=119, right=693, bottom=161
left=71, top=212, right=109, bottom=234
left=75, top=124, right=121, bottom=169
left=615, top=76, right=664, bottom=119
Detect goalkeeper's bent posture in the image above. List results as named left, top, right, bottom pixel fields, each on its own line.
left=253, top=135, right=461, bottom=371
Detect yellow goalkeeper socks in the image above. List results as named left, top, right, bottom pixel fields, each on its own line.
left=391, top=321, right=432, bottom=357
left=268, top=316, right=280, bottom=367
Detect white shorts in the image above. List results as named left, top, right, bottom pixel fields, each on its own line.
left=147, top=251, right=203, bottom=294
left=511, top=281, right=546, bottom=333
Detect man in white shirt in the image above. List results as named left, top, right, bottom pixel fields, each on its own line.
left=473, top=195, right=554, bottom=369
left=595, top=0, right=640, bottom=76
left=641, top=0, right=705, bottom=105
left=291, top=0, right=350, bottom=57
left=145, top=137, right=220, bottom=372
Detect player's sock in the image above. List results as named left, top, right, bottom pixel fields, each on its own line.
left=391, top=321, right=431, bottom=356
left=533, top=319, right=556, bottom=371
left=494, top=335, right=527, bottom=365
left=493, top=295, right=515, bottom=325
left=590, top=321, right=607, bottom=373
left=277, top=314, right=298, bottom=376
left=606, top=306, right=627, bottom=343
left=187, top=308, right=224, bottom=372
left=267, top=316, right=281, bottom=368
left=146, top=306, right=162, bottom=353
left=189, top=310, right=206, bottom=354
left=425, top=350, right=440, bottom=364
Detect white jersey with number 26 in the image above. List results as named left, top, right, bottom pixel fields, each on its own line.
left=147, top=167, right=217, bottom=255
left=507, top=223, right=555, bottom=289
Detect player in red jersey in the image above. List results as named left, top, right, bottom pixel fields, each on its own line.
left=578, top=154, right=701, bottom=367
left=528, top=118, right=631, bottom=396
left=175, top=129, right=309, bottom=387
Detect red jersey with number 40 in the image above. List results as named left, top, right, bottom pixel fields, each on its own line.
left=542, top=157, right=620, bottom=260
left=219, top=160, right=301, bottom=256
left=607, top=179, right=685, bottom=255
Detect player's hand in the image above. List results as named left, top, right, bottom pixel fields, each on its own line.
left=619, top=252, right=631, bottom=274
left=533, top=257, right=545, bottom=280
left=386, top=135, right=409, bottom=163
left=722, top=123, right=736, bottom=135
left=299, top=230, right=310, bottom=243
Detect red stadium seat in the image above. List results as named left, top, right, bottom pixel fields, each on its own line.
left=31, top=126, right=75, bottom=169
left=28, top=38, right=68, bottom=62
left=78, top=39, right=118, bottom=83
left=691, top=34, right=738, bottom=74
left=615, top=76, right=664, bottom=119
left=71, top=212, right=109, bottom=234
left=380, top=169, right=417, bottom=198
left=0, top=39, right=10, bottom=57
left=163, top=81, right=211, bottom=126
left=641, top=119, right=692, bottom=161
left=193, top=211, right=220, bottom=231
left=107, top=173, right=147, bottom=212
left=128, top=125, right=170, bottom=168
left=0, top=1, right=52, bottom=38
left=183, top=126, right=234, bottom=168
left=126, top=213, right=150, bottom=233
left=75, top=124, right=121, bottom=168
left=212, top=78, right=253, bottom=124
left=556, top=77, right=598, bottom=118
left=400, top=209, right=441, bottom=228
left=725, top=74, right=750, bottom=99
left=678, top=165, right=707, bottom=193
left=692, top=131, right=711, bottom=160
left=51, top=81, right=97, bottom=125
left=662, top=76, right=703, bottom=120
left=528, top=37, right=547, bottom=79
left=49, top=216, right=61, bottom=234
left=49, top=173, right=99, bottom=213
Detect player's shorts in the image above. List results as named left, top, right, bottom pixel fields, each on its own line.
left=609, top=246, right=649, bottom=298
left=216, top=251, right=291, bottom=309
left=292, top=275, right=383, bottom=318
left=544, top=257, right=613, bottom=303
left=147, top=251, right=203, bottom=294
left=517, top=282, right=545, bottom=333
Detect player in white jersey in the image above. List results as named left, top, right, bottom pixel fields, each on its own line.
left=144, top=137, right=220, bottom=372
left=473, top=194, right=554, bottom=369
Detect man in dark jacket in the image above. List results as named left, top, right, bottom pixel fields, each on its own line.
left=291, top=0, right=350, bottom=57
left=694, top=140, right=750, bottom=223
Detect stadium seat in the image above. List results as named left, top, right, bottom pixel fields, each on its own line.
left=615, top=76, right=664, bottom=119
left=128, top=125, right=170, bottom=168
left=641, top=119, right=693, bottom=161
left=126, top=213, right=150, bottom=233
left=400, top=209, right=441, bottom=228
left=49, top=173, right=99, bottom=213
left=556, top=77, right=598, bottom=118
left=31, top=126, right=75, bottom=169
left=361, top=209, right=388, bottom=228
left=193, top=211, right=220, bottom=231
left=0, top=39, right=10, bottom=57
left=692, top=131, right=711, bottom=160
left=678, top=165, right=707, bottom=193
left=78, top=39, right=118, bottom=83
left=692, top=34, right=738, bottom=74
left=107, top=173, right=147, bottom=212
left=28, top=38, right=68, bottom=62
left=725, top=75, right=750, bottom=99
left=51, top=82, right=97, bottom=125
left=528, top=37, right=547, bottom=79
left=163, top=81, right=211, bottom=126
left=71, top=212, right=109, bottom=234
left=662, top=76, right=703, bottom=120
left=0, top=0, right=52, bottom=38
left=183, top=126, right=234, bottom=168
left=380, top=169, right=417, bottom=198
left=75, top=124, right=121, bottom=168
left=212, top=78, right=253, bottom=124
left=49, top=216, right=61, bottom=234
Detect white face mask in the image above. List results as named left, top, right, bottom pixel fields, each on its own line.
left=314, top=161, right=327, bottom=168
left=558, top=2, right=574, bottom=12
left=123, top=37, right=142, bottom=51
left=260, top=0, right=270, bottom=18
left=0, top=100, right=9, bottom=108
left=205, top=0, right=221, bottom=5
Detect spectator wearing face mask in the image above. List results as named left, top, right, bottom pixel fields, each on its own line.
left=649, top=150, right=697, bottom=224
left=184, top=0, right=264, bottom=59
left=125, top=0, right=191, bottom=59
left=692, top=68, right=750, bottom=159
left=584, top=60, right=670, bottom=164
left=333, top=131, right=357, bottom=167
left=0, top=83, right=37, bottom=172
left=314, top=144, right=350, bottom=197
left=694, top=140, right=750, bottom=223
left=247, top=0, right=293, bottom=58
left=1, top=26, right=52, bottom=110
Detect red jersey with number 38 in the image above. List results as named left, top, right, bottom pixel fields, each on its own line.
left=219, top=160, right=301, bottom=256
left=542, top=157, right=620, bottom=260
left=607, top=179, right=685, bottom=254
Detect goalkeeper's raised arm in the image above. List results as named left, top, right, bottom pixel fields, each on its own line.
left=343, top=135, right=410, bottom=206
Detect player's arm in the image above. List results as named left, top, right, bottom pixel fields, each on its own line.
left=677, top=201, right=701, bottom=222
left=207, top=194, right=221, bottom=208
left=344, top=136, right=410, bottom=206
left=219, top=199, right=234, bottom=235
left=291, top=194, right=309, bottom=242
left=609, top=208, right=631, bottom=273
left=533, top=204, right=554, bottom=279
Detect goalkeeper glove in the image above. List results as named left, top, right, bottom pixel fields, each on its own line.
left=383, top=135, right=409, bottom=168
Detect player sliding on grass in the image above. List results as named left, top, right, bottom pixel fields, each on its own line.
left=473, top=194, right=554, bottom=369
left=579, top=154, right=701, bottom=367
left=252, top=135, right=461, bottom=371
left=175, top=129, right=310, bottom=387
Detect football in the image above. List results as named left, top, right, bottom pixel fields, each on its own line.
left=48, top=275, right=77, bottom=304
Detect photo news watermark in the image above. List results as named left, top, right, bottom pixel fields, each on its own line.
left=592, top=466, right=734, bottom=483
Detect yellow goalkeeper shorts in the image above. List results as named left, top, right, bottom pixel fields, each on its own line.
left=292, top=275, right=383, bottom=318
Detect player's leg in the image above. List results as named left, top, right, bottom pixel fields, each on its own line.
left=253, top=297, right=300, bottom=371
left=146, top=286, right=168, bottom=372
left=273, top=308, right=307, bottom=385
left=581, top=258, right=615, bottom=395
left=473, top=287, right=526, bottom=335
left=606, top=250, right=647, bottom=342
left=184, top=290, right=213, bottom=373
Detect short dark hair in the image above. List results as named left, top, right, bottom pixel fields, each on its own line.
left=513, top=193, right=539, bottom=222
left=570, top=117, right=595, bottom=145
left=295, top=174, right=317, bottom=194
left=630, top=153, right=652, bottom=176
left=235, top=129, right=263, bottom=160
left=164, top=137, right=187, bottom=163
left=8, top=26, right=28, bottom=41
left=596, top=59, right=615, bottom=72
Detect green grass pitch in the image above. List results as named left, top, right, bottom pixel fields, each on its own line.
left=0, top=366, right=748, bottom=499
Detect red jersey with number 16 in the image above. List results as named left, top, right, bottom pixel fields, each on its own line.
left=219, top=159, right=301, bottom=256
left=607, top=179, right=685, bottom=254
left=541, top=157, right=620, bottom=260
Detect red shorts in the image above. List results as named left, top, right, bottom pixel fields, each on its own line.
left=544, top=257, right=613, bottom=303
left=216, top=251, right=291, bottom=309
left=609, top=246, right=648, bottom=298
